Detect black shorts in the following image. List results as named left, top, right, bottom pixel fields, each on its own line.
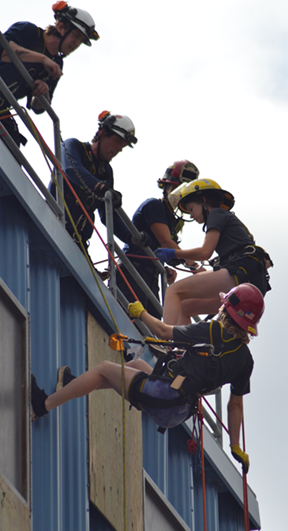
left=219, top=254, right=271, bottom=296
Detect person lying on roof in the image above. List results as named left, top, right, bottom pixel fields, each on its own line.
left=0, top=2, right=99, bottom=147
left=31, top=283, right=264, bottom=474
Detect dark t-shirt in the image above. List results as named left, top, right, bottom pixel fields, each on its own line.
left=0, top=22, right=63, bottom=112
left=206, top=208, right=253, bottom=257
left=173, top=320, right=254, bottom=396
left=122, top=198, right=182, bottom=257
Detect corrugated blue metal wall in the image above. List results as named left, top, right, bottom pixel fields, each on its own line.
left=142, top=414, right=250, bottom=531
left=30, top=255, right=89, bottom=531
left=0, top=190, right=258, bottom=531
left=0, top=196, right=90, bottom=531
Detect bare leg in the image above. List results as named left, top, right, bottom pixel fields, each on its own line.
left=163, top=269, right=237, bottom=325
left=45, top=361, right=143, bottom=412
left=96, top=359, right=153, bottom=389
left=125, top=359, right=153, bottom=373
left=178, top=298, right=221, bottom=325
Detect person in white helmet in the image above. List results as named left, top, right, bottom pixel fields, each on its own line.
left=0, top=1, right=99, bottom=147
left=53, top=110, right=138, bottom=254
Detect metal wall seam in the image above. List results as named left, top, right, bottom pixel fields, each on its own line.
left=0, top=196, right=28, bottom=309
left=30, top=252, right=62, bottom=531
left=59, top=277, right=89, bottom=531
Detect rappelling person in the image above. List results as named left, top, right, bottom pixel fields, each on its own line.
left=31, top=283, right=264, bottom=475
left=116, top=160, right=200, bottom=318
left=0, top=1, right=99, bottom=147
left=154, top=178, right=273, bottom=324
left=51, top=110, right=138, bottom=254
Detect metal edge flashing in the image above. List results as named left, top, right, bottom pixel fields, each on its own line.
left=183, top=420, right=260, bottom=529
left=144, top=471, right=191, bottom=531
left=0, top=143, right=141, bottom=340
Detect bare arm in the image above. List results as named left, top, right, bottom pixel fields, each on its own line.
left=227, top=393, right=243, bottom=445
left=1, top=42, right=62, bottom=80
left=140, top=311, right=174, bottom=339
left=173, top=229, right=220, bottom=261
left=149, top=222, right=180, bottom=249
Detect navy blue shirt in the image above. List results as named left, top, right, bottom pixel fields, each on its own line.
left=59, top=138, right=131, bottom=244
left=122, top=198, right=182, bottom=258
left=206, top=208, right=254, bottom=257
left=173, top=320, right=254, bottom=396
left=0, top=22, right=63, bottom=113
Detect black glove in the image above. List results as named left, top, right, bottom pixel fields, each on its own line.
left=110, top=189, right=122, bottom=209
left=94, top=183, right=122, bottom=209
left=94, top=181, right=110, bottom=197
left=131, top=231, right=152, bottom=248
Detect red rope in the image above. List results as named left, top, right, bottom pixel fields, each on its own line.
left=202, top=395, right=229, bottom=435
left=29, top=119, right=140, bottom=301
left=241, top=418, right=250, bottom=531
left=199, top=399, right=207, bottom=531
left=202, top=395, right=250, bottom=529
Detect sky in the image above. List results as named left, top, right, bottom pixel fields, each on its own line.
left=2, top=1, right=288, bottom=529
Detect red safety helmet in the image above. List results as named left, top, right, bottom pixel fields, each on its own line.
left=158, top=160, right=199, bottom=189
left=219, top=283, right=264, bottom=336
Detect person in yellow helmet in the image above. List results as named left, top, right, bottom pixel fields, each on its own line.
left=154, top=178, right=272, bottom=325
left=0, top=2, right=99, bottom=147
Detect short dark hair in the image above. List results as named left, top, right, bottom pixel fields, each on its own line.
left=45, top=20, right=72, bottom=36
left=91, top=127, right=114, bottom=144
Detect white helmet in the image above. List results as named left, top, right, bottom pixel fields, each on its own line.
left=53, top=2, right=99, bottom=46
left=98, top=111, right=137, bottom=147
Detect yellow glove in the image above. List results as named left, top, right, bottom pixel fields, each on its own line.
left=128, top=302, right=146, bottom=320
left=230, top=444, right=250, bottom=474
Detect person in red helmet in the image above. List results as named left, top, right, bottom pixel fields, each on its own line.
left=0, top=2, right=99, bottom=147
left=31, top=283, right=264, bottom=475
left=116, top=160, right=200, bottom=318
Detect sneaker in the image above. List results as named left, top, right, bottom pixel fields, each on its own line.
left=148, top=343, right=170, bottom=358
left=31, top=374, right=48, bottom=420
left=55, top=366, right=76, bottom=392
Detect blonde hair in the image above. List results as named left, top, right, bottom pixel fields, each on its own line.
left=217, top=307, right=250, bottom=345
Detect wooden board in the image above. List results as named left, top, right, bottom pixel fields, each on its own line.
left=0, top=474, right=30, bottom=531
left=87, top=312, right=143, bottom=531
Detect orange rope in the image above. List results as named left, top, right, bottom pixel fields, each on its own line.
left=29, top=119, right=140, bottom=301
left=202, top=396, right=250, bottom=529
left=199, top=399, right=207, bottom=531
left=241, top=418, right=250, bottom=531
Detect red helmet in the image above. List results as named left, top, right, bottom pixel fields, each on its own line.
left=219, top=284, right=264, bottom=336
left=158, top=160, right=199, bottom=189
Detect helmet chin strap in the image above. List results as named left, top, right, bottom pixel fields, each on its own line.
left=57, top=26, right=74, bottom=56
left=202, top=197, right=208, bottom=231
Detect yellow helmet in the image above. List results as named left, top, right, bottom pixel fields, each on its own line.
left=168, top=178, right=234, bottom=213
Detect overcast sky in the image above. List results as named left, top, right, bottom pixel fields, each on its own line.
left=2, top=1, right=288, bottom=529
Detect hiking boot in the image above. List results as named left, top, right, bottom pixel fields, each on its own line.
left=31, top=374, right=48, bottom=420
left=56, top=366, right=76, bottom=392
